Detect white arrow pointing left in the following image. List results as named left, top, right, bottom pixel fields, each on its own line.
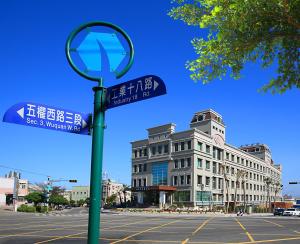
left=17, top=107, right=24, bottom=119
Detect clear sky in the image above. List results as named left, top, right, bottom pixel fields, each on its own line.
left=0, top=0, right=299, bottom=196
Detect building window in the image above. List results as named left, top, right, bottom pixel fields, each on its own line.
left=174, top=143, right=179, bottom=152
left=143, top=148, right=147, bottom=156
left=164, top=144, right=169, bottom=153
left=197, top=158, right=202, bottom=168
left=180, top=175, right=185, bottom=185
left=187, top=141, right=191, bottom=150
left=143, top=178, right=147, bottom=186
left=133, top=179, right=136, bottom=187
left=212, top=177, right=216, bottom=189
left=206, top=160, right=210, bottom=170
left=174, top=191, right=190, bottom=202
left=218, top=178, right=223, bottom=189
left=133, top=165, right=137, bottom=173
left=143, top=164, right=147, bottom=172
left=181, top=142, right=185, bottom=151
left=212, top=162, right=217, bottom=174
left=134, top=150, right=137, bottom=158
left=197, top=141, right=203, bottom=151
left=206, top=145, right=210, bottom=154
left=151, top=146, right=156, bottom=155
left=187, top=158, right=191, bottom=167
left=197, top=175, right=202, bottom=185
left=139, top=149, right=142, bottom=157
left=196, top=191, right=211, bottom=202
left=138, top=164, right=142, bottom=172
left=158, top=145, right=162, bottom=154
left=226, top=152, right=229, bottom=160
left=231, top=181, right=235, bottom=189
left=231, top=167, right=234, bottom=175
left=231, top=155, right=235, bottom=162
left=152, top=162, right=168, bottom=185
left=205, top=177, right=210, bottom=187
left=186, top=175, right=191, bottom=185
left=174, top=160, right=178, bottom=169
left=173, top=176, right=178, bottom=185
left=180, top=159, right=185, bottom=168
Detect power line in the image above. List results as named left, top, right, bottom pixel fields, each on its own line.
left=0, top=164, right=50, bottom=177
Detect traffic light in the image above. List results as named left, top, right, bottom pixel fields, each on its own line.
left=289, top=182, right=298, bottom=184
left=69, top=179, right=77, bottom=183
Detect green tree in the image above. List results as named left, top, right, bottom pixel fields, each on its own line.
left=25, top=192, right=44, bottom=206
left=169, top=0, right=300, bottom=93
left=49, top=194, right=68, bottom=208
left=106, top=194, right=117, bottom=206
left=77, top=199, right=85, bottom=206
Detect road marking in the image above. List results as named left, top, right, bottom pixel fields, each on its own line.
left=31, top=217, right=158, bottom=243
left=225, top=235, right=300, bottom=244
left=263, top=220, right=283, bottom=227
left=182, top=238, right=189, bottom=244
left=235, top=218, right=255, bottom=242
left=34, top=231, right=86, bottom=244
left=110, top=219, right=183, bottom=244
left=192, top=218, right=213, bottom=236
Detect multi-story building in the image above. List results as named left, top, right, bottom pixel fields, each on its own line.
left=102, top=179, right=131, bottom=205
left=131, top=109, right=282, bottom=208
left=0, top=171, right=28, bottom=207
left=71, top=186, right=90, bottom=202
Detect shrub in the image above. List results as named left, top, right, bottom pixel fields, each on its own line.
left=36, top=206, right=48, bottom=213
left=17, top=204, right=36, bottom=213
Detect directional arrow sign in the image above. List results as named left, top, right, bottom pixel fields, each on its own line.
left=105, top=75, right=166, bottom=109
left=3, top=102, right=92, bottom=135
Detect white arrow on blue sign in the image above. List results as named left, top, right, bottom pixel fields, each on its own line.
left=105, top=75, right=166, bottom=109
left=3, top=102, right=92, bottom=135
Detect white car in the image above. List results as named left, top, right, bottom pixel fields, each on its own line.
left=283, top=208, right=300, bottom=216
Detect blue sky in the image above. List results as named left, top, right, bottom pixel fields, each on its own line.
left=0, top=1, right=299, bottom=196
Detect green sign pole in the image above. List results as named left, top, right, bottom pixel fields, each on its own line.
left=88, top=79, right=106, bottom=244
left=65, top=21, right=134, bottom=244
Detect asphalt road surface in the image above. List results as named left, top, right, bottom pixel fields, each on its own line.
left=1, top=209, right=300, bottom=243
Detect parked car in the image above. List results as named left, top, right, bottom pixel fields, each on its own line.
left=283, top=208, right=300, bottom=216
left=274, top=208, right=285, bottom=216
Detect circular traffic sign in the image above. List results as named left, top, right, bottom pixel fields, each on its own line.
left=65, top=21, right=134, bottom=81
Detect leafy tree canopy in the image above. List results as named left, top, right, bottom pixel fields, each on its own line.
left=49, top=194, right=68, bottom=206
left=25, top=192, right=45, bottom=206
left=169, top=0, right=300, bottom=93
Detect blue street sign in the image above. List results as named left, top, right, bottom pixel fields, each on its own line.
left=105, top=75, right=166, bottom=109
left=3, top=102, right=92, bottom=135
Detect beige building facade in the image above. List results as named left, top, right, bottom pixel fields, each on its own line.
left=131, top=109, right=282, bottom=208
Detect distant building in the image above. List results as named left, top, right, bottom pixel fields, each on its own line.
left=71, top=186, right=90, bottom=202
left=62, top=190, right=72, bottom=202
left=102, top=179, right=131, bottom=205
left=71, top=180, right=131, bottom=205
left=0, top=171, right=28, bottom=207
left=131, top=109, right=282, bottom=208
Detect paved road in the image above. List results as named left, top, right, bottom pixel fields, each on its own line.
left=0, top=210, right=300, bottom=243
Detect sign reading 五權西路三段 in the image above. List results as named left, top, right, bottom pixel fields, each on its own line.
left=105, top=75, right=166, bottom=109
left=3, top=102, right=92, bottom=135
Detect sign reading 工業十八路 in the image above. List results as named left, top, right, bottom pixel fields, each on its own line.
left=3, top=102, right=92, bottom=135
left=105, top=75, right=166, bottom=109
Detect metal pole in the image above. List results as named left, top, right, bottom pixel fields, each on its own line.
left=88, top=79, right=106, bottom=244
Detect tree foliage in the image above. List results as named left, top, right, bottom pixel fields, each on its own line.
left=169, top=0, right=300, bottom=93
left=49, top=194, right=68, bottom=207
left=25, top=192, right=45, bottom=206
